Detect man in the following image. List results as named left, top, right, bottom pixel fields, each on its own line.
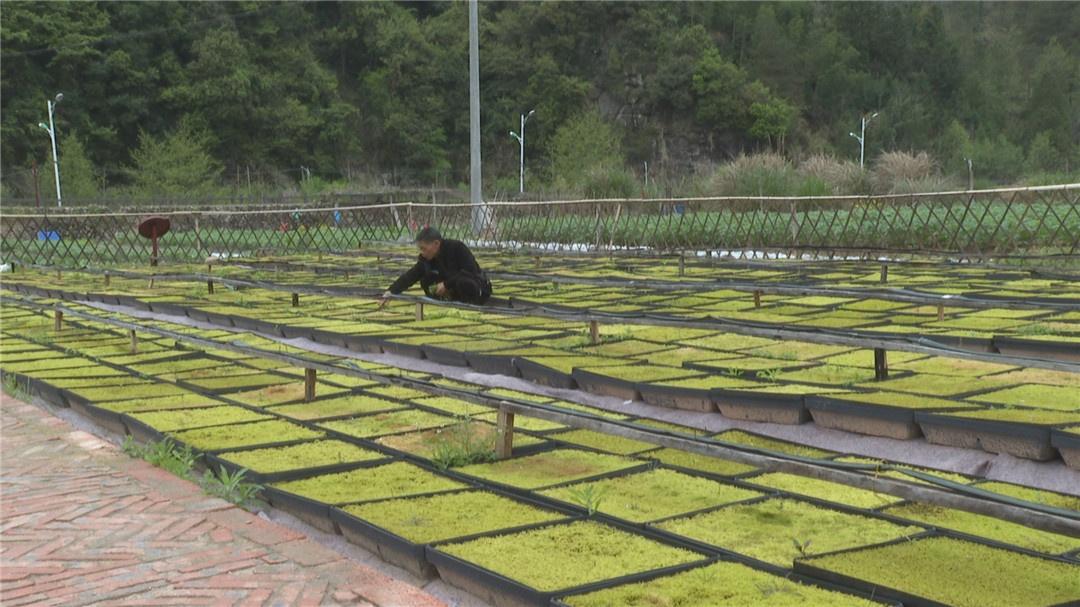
left=379, top=227, right=492, bottom=307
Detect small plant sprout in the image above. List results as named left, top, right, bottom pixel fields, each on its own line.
left=724, top=367, right=744, bottom=378
left=566, top=484, right=608, bottom=515
left=200, top=466, right=262, bottom=507
left=757, top=368, right=782, bottom=382
left=427, top=417, right=497, bottom=470
left=792, top=537, right=813, bottom=557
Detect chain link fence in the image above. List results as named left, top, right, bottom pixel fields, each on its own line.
left=2, top=185, right=1077, bottom=267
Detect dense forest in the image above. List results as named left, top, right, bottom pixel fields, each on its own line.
left=2, top=1, right=1078, bottom=202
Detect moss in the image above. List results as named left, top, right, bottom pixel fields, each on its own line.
left=884, top=502, right=1078, bottom=555
left=631, top=347, right=740, bottom=366
left=440, top=520, right=701, bottom=592
left=658, top=498, right=920, bottom=567
left=800, top=536, right=1080, bottom=607
left=967, top=385, right=1080, bottom=411
left=272, top=461, right=465, bottom=505
left=68, top=383, right=193, bottom=401
left=480, top=388, right=553, bottom=404
left=775, top=365, right=878, bottom=386
left=832, top=456, right=973, bottom=485
left=745, top=342, right=856, bottom=361
left=364, top=385, right=430, bottom=401
left=747, top=472, right=901, bottom=509
left=930, top=316, right=1031, bottom=331
left=412, top=396, right=494, bottom=417
left=691, top=356, right=805, bottom=372
left=642, top=448, right=758, bottom=477
left=643, top=375, right=759, bottom=391
left=973, top=481, right=1080, bottom=511
left=2, top=358, right=102, bottom=373
left=629, top=418, right=707, bottom=436
left=676, top=334, right=776, bottom=352
left=842, top=299, right=912, bottom=312
left=549, top=429, right=658, bottom=455
left=342, top=490, right=563, bottom=543
left=318, top=409, right=455, bottom=438
left=828, top=391, right=982, bottom=411
left=855, top=374, right=1014, bottom=397
left=375, top=423, right=544, bottom=458
left=565, top=560, right=878, bottom=606
left=186, top=373, right=294, bottom=392
left=220, top=439, right=384, bottom=473
left=543, top=400, right=631, bottom=421
left=575, top=340, right=673, bottom=357
left=892, top=357, right=1019, bottom=377
left=130, top=406, right=272, bottom=432
left=267, top=395, right=405, bottom=420
left=989, top=368, right=1080, bottom=388
left=229, top=382, right=349, bottom=407
left=786, top=295, right=856, bottom=307
left=713, top=430, right=836, bottom=459
left=936, top=408, right=1080, bottom=425
left=318, top=374, right=379, bottom=389
left=542, top=469, right=762, bottom=522
left=171, top=419, right=324, bottom=451
left=575, top=364, right=699, bottom=383
left=519, top=355, right=626, bottom=374
left=97, top=394, right=223, bottom=413
left=456, top=449, right=641, bottom=489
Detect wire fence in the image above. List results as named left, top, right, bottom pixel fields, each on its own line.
left=2, top=185, right=1077, bottom=267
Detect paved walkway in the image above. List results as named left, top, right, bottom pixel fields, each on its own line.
left=0, top=394, right=447, bottom=607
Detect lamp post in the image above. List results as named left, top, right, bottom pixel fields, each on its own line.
left=37, top=93, right=64, bottom=207
left=509, top=109, right=535, bottom=194
left=848, top=111, right=878, bottom=169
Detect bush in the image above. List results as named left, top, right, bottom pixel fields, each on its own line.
left=709, top=153, right=798, bottom=196
left=797, top=154, right=867, bottom=195
left=582, top=166, right=638, bottom=199
left=966, top=135, right=1024, bottom=182
left=871, top=151, right=938, bottom=193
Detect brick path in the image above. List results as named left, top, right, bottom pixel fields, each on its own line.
left=0, top=395, right=447, bottom=607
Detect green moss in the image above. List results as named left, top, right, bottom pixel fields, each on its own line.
left=786, top=295, right=856, bottom=307
left=68, top=383, right=193, bottom=401
left=342, top=490, right=563, bottom=543
left=676, top=334, right=776, bottom=352
left=892, top=356, right=1019, bottom=377
left=575, top=364, right=700, bottom=383
left=229, top=382, right=348, bottom=407
left=800, top=536, right=1080, bottom=607
left=375, top=423, right=544, bottom=458
left=318, top=409, right=455, bottom=438
left=973, top=481, right=1080, bottom=512
left=171, top=419, right=323, bottom=450
left=629, top=418, right=707, bottom=436
left=713, top=430, right=836, bottom=459
left=884, top=502, right=1078, bottom=555
left=549, top=429, right=659, bottom=455
left=775, top=365, right=878, bottom=386
left=541, top=469, right=762, bottom=522
left=832, top=456, right=973, bottom=485
left=989, top=368, right=1080, bottom=388
left=543, top=400, right=631, bottom=421
left=130, top=406, right=272, bottom=431
left=575, top=340, right=673, bottom=358
left=267, top=395, right=405, bottom=420
left=747, top=472, right=901, bottom=509
left=219, top=440, right=384, bottom=473
left=186, top=373, right=293, bottom=392
left=631, top=347, right=740, bottom=366
left=565, top=560, right=877, bottom=606
left=456, top=449, right=641, bottom=489
left=642, top=448, right=757, bottom=477
left=520, top=355, right=626, bottom=374
left=658, top=498, right=920, bottom=567
left=855, top=374, right=1014, bottom=397
left=364, top=385, right=430, bottom=401
left=272, top=461, right=464, bottom=505
left=819, top=350, right=929, bottom=369
left=643, top=375, right=760, bottom=391
left=746, top=342, right=856, bottom=361
left=967, top=385, right=1080, bottom=411
left=440, top=520, right=701, bottom=592
left=828, top=391, right=982, bottom=411
left=935, top=408, right=1080, bottom=425
left=96, top=394, right=223, bottom=413
left=691, top=356, right=805, bottom=372
left=412, top=396, right=495, bottom=417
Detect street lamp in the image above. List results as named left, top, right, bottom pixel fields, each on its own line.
left=848, top=111, right=878, bottom=169
left=509, top=109, right=535, bottom=194
left=38, top=93, right=64, bottom=207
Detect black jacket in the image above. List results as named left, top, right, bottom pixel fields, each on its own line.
left=388, top=239, right=489, bottom=300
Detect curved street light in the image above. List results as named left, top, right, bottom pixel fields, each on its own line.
left=38, top=93, right=64, bottom=207
left=509, top=109, right=535, bottom=194
left=849, top=111, right=879, bottom=169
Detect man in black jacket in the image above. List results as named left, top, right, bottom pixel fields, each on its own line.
left=379, top=227, right=492, bottom=307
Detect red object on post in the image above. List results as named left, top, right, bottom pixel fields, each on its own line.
left=138, top=216, right=171, bottom=267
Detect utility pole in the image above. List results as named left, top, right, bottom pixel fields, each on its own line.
left=509, top=110, right=535, bottom=194
left=469, top=0, right=485, bottom=235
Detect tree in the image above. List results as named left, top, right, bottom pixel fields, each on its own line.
left=128, top=121, right=222, bottom=196
left=44, top=134, right=100, bottom=202
left=548, top=110, right=624, bottom=192
left=749, top=98, right=795, bottom=153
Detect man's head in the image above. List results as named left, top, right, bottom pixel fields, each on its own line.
left=415, top=226, right=442, bottom=260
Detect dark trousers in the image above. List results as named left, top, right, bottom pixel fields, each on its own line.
left=421, top=273, right=491, bottom=305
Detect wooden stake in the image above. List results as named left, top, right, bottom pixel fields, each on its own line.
left=207, top=280, right=214, bottom=295
left=874, top=348, right=889, bottom=380
left=678, top=253, right=685, bottom=277
left=589, top=320, right=600, bottom=345
left=415, top=302, right=424, bottom=321
left=753, top=290, right=762, bottom=308
left=56, top=270, right=62, bottom=281
left=496, top=407, right=515, bottom=459
left=292, top=293, right=299, bottom=307
left=937, top=302, right=945, bottom=321
left=54, top=308, right=63, bottom=332
left=104, top=272, right=110, bottom=287
left=129, top=329, right=138, bottom=354
left=207, top=263, right=213, bottom=273
left=304, top=368, right=316, bottom=402
left=880, top=263, right=888, bottom=283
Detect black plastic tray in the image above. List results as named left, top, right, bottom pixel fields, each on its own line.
left=711, top=389, right=810, bottom=425
left=914, top=411, right=1060, bottom=461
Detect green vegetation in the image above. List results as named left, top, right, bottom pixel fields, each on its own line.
left=439, top=521, right=702, bottom=592
left=267, top=395, right=405, bottom=420
left=973, top=481, right=1080, bottom=512
left=641, top=448, right=758, bottom=477
left=747, top=472, right=900, bottom=509
left=541, top=469, right=762, bottom=522
left=122, top=437, right=199, bottom=480
left=800, top=536, right=1080, bottom=607
left=199, top=466, right=262, bottom=507
left=170, top=419, right=323, bottom=451
left=318, top=409, right=455, bottom=438
left=456, top=449, right=641, bottom=489
left=658, top=498, right=920, bottom=566
left=549, top=429, right=658, bottom=455
left=884, top=502, right=1078, bottom=555
left=713, top=430, right=836, bottom=459
left=967, top=385, right=1080, bottom=411
left=218, top=440, right=384, bottom=474
left=272, top=462, right=465, bottom=505
left=565, top=561, right=878, bottom=607
left=342, top=491, right=563, bottom=544
left=129, top=406, right=271, bottom=432
left=427, top=418, right=498, bottom=470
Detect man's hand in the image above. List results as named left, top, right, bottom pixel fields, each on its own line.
left=434, top=282, right=447, bottom=297
left=377, top=290, right=392, bottom=310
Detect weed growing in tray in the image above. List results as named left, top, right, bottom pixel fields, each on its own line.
left=427, top=417, right=497, bottom=470
left=200, top=467, right=262, bottom=507
left=566, top=484, right=608, bottom=515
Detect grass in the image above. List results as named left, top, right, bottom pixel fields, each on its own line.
left=455, top=449, right=641, bottom=489
left=746, top=472, right=901, bottom=509
left=272, top=461, right=465, bottom=505
left=439, top=520, right=702, bottom=592
left=800, top=536, right=1080, bottom=607
left=218, top=440, right=384, bottom=474
left=170, top=419, right=324, bottom=451
left=883, top=502, right=1078, bottom=555
left=129, top=406, right=272, bottom=432
left=658, top=498, right=920, bottom=567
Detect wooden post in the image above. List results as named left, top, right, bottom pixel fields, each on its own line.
left=753, top=290, right=762, bottom=308
left=54, top=308, right=63, bottom=332
left=874, top=348, right=889, bottom=380
left=880, top=263, right=888, bottom=283
left=292, top=293, right=299, bottom=307
left=207, top=263, right=213, bottom=273
left=304, top=368, right=316, bottom=402
left=937, top=302, right=945, bottom=322
left=56, top=270, right=62, bottom=281
left=103, top=272, right=110, bottom=287
left=415, top=302, right=424, bottom=321
left=589, top=320, right=600, bottom=345
left=148, top=278, right=155, bottom=289
left=129, top=329, right=138, bottom=354
left=678, top=253, right=685, bottom=277
left=207, top=280, right=214, bottom=295
left=496, top=407, right=515, bottom=459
